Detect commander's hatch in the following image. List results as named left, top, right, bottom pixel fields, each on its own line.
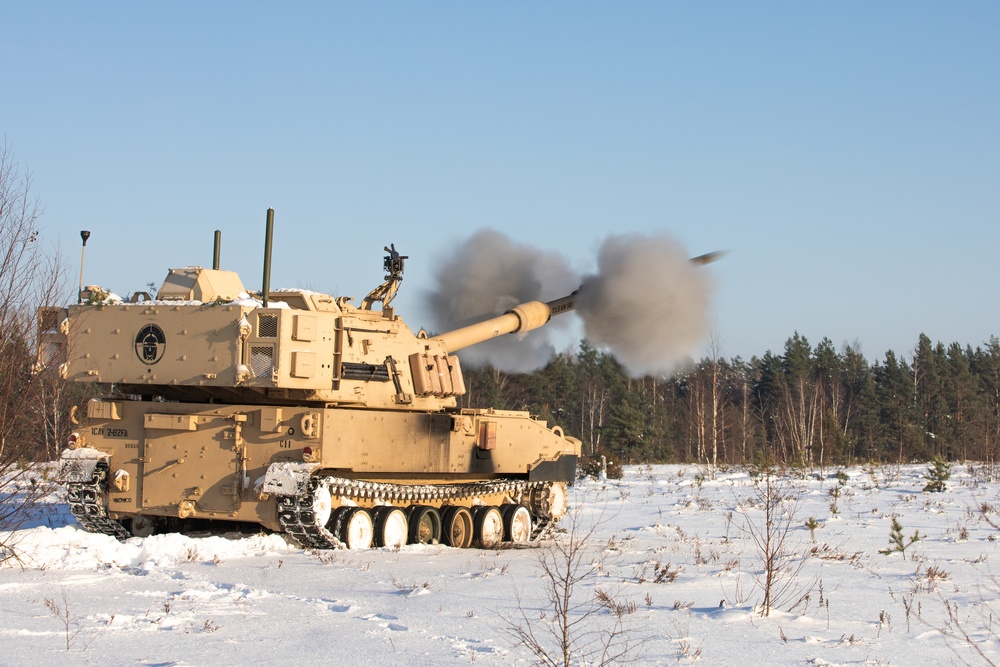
left=158, top=267, right=246, bottom=302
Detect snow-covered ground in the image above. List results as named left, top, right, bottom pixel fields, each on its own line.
left=2, top=463, right=998, bottom=666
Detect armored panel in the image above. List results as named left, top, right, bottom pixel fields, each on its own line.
left=64, top=303, right=254, bottom=386
left=253, top=308, right=337, bottom=391
left=142, top=412, right=243, bottom=513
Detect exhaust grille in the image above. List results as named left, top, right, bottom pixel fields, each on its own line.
left=250, top=345, right=274, bottom=377
left=38, top=308, right=61, bottom=332
left=257, top=313, right=278, bottom=338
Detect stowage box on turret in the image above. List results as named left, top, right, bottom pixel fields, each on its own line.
left=39, top=212, right=581, bottom=549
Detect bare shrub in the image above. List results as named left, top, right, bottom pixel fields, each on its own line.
left=665, top=613, right=703, bottom=662
left=918, top=565, right=950, bottom=593
left=390, top=575, right=431, bottom=596
left=504, top=509, right=643, bottom=666
left=42, top=586, right=112, bottom=651
left=915, top=568, right=1000, bottom=667
left=44, top=587, right=81, bottom=651
left=652, top=561, right=681, bottom=584
left=633, top=560, right=680, bottom=585
left=594, top=588, right=637, bottom=618
left=201, top=619, right=222, bottom=633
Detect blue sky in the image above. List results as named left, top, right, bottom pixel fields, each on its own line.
left=3, top=3, right=998, bottom=363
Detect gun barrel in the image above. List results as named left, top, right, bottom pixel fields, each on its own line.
left=433, top=299, right=561, bottom=353
left=546, top=290, right=578, bottom=317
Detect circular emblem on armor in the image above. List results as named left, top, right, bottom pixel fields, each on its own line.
left=135, top=324, right=166, bottom=365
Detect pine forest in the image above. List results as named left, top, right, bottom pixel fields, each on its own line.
left=458, top=334, right=1000, bottom=470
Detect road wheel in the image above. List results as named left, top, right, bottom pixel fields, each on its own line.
left=440, top=506, right=474, bottom=548
left=329, top=507, right=373, bottom=549
left=501, top=504, right=533, bottom=543
left=371, top=507, right=408, bottom=548
left=406, top=505, right=442, bottom=545
left=471, top=506, right=503, bottom=548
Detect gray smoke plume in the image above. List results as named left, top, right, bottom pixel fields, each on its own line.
left=424, top=229, right=712, bottom=376
left=424, top=229, right=579, bottom=372
left=576, top=234, right=711, bottom=377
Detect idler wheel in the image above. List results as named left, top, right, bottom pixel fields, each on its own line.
left=440, top=506, right=474, bottom=548
left=548, top=483, right=568, bottom=520
left=371, top=506, right=408, bottom=548
left=129, top=514, right=157, bottom=538
left=311, top=481, right=333, bottom=528
left=405, top=505, right=442, bottom=545
left=500, top=504, right=533, bottom=543
left=330, top=507, right=373, bottom=550
left=471, top=506, right=503, bottom=548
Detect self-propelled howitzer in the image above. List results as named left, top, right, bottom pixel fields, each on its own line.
left=40, top=219, right=582, bottom=550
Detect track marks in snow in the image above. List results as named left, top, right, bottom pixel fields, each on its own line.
left=361, top=613, right=408, bottom=632
left=296, top=595, right=412, bottom=632
left=446, top=636, right=501, bottom=657
left=321, top=600, right=353, bottom=614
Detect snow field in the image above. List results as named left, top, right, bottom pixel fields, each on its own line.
left=1, top=463, right=998, bottom=665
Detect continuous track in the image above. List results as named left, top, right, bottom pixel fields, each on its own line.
left=65, top=462, right=131, bottom=541
left=66, top=469, right=560, bottom=548
left=276, top=476, right=558, bottom=549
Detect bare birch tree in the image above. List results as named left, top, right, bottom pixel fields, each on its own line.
left=0, top=142, right=66, bottom=562
left=741, top=469, right=808, bottom=616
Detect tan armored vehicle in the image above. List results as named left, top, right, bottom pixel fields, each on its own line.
left=40, top=211, right=581, bottom=549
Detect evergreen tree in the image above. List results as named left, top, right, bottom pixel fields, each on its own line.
left=874, top=351, right=921, bottom=462
left=575, top=341, right=623, bottom=456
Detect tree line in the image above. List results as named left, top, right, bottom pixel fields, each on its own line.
left=459, top=333, right=1000, bottom=470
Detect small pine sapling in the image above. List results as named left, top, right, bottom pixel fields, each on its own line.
left=879, top=516, right=920, bottom=560
left=922, top=456, right=952, bottom=493
left=804, top=517, right=820, bottom=543
left=828, top=487, right=841, bottom=515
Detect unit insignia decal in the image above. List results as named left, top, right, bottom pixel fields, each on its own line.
left=135, top=324, right=166, bottom=365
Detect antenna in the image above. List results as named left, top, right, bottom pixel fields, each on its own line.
left=78, top=230, right=91, bottom=303
left=261, top=209, right=274, bottom=307
left=213, top=229, right=222, bottom=270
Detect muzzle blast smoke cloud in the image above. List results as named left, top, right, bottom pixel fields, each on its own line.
left=425, top=229, right=714, bottom=377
